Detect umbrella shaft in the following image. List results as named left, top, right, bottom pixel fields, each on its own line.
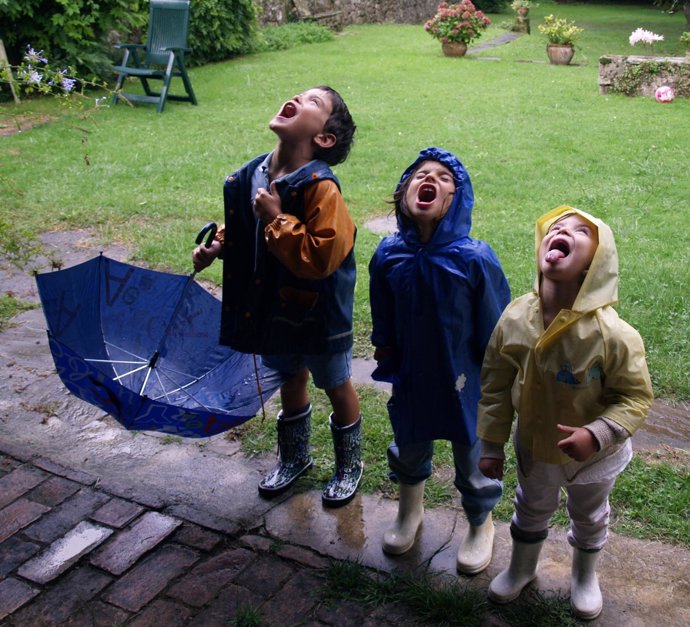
left=148, top=351, right=160, bottom=368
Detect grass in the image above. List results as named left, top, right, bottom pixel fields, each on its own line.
left=1, top=3, right=688, bottom=399
left=1, top=0, right=688, bottom=547
left=322, top=558, right=583, bottom=626
left=0, top=294, right=36, bottom=331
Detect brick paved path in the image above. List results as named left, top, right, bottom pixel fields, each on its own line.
left=0, top=444, right=422, bottom=627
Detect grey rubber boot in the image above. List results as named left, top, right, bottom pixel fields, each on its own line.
left=571, top=548, right=603, bottom=620
left=488, top=539, right=544, bottom=603
left=258, top=405, right=313, bottom=497
left=322, top=414, right=363, bottom=508
left=382, top=481, right=425, bottom=555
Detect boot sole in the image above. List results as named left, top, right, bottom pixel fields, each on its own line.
left=382, top=523, right=422, bottom=555
left=571, top=601, right=602, bottom=621
left=257, top=461, right=313, bottom=498
left=321, top=490, right=357, bottom=508
left=488, top=575, right=537, bottom=604
left=457, top=554, right=492, bottom=575
left=321, top=466, right=363, bottom=508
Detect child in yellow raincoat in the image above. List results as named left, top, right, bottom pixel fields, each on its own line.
left=477, top=205, right=653, bottom=620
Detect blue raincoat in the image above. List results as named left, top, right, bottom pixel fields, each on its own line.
left=369, top=147, right=511, bottom=446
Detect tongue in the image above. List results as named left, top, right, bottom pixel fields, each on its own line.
left=545, top=249, right=565, bottom=263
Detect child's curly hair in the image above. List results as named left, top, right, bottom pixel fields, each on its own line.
left=313, top=85, right=356, bottom=166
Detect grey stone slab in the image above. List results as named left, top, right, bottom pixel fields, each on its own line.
left=90, top=511, right=182, bottom=575
left=18, top=520, right=113, bottom=584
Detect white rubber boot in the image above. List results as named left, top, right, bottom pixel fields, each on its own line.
left=382, top=481, right=425, bottom=555
left=457, top=513, right=495, bottom=575
left=488, top=539, right=544, bottom=603
left=571, top=548, right=603, bottom=620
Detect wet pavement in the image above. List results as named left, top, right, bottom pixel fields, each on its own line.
left=1, top=230, right=689, bottom=626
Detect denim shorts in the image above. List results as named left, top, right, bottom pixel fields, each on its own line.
left=262, top=349, right=352, bottom=390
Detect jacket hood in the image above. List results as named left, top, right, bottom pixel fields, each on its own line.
left=534, top=205, right=619, bottom=312
left=396, top=147, right=474, bottom=246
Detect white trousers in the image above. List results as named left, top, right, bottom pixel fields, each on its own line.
left=513, top=460, right=616, bottom=551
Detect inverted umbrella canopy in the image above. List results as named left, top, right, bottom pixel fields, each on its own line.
left=35, top=255, right=283, bottom=437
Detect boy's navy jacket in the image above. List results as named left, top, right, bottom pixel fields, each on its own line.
left=369, top=147, right=511, bottom=446
left=219, top=153, right=356, bottom=355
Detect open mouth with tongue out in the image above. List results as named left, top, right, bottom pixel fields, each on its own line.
left=545, top=237, right=570, bottom=263
left=278, top=101, right=297, bottom=119
left=416, top=183, right=437, bottom=208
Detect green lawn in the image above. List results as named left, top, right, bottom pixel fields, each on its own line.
left=2, top=0, right=688, bottom=547
left=2, top=3, right=687, bottom=401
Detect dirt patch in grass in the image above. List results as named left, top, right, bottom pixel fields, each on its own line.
left=0, top=113, right=55, bottom=137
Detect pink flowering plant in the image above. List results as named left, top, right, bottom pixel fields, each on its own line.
left=425, top=1, right=491, bottom=46
left=629, top=28, right=664, bottom=49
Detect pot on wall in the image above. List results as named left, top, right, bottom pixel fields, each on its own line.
left=546, top=43, right=575, bottom=65
left=442, top=41, right=468, bottom=57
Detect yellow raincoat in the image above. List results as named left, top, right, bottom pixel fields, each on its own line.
left=477, top=206, right=653, bottom=466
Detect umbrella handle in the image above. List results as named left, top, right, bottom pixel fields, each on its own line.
left=195, top=222, right=217, bottom=248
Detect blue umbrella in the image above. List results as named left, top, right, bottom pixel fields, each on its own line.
left=35, top=251, right=283, bottom=437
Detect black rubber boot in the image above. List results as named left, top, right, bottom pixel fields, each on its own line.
left=258, top=405, right=313, bottom=497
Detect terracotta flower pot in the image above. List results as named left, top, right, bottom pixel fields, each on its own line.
left=546, top=43, right=575, bottom=65
left=442, top=41, right=468, bottom=57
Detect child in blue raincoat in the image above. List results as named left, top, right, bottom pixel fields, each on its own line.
left=369, top=147, right=511, bottom=574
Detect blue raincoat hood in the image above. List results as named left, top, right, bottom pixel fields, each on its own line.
left=369, top=147, right=510, bottom=446
left=396, top=147, right=475, bottom=247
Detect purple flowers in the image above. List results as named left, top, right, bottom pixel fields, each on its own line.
left=24, top=46, right=48, bottom=65
left=20, top=46, right=76, bottom=94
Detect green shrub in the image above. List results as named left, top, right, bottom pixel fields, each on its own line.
left=0, top=0, right=258, bottom=85
left=0, top=0, right=147, bottom=81
left=188, top=0, right=259, bottom=66
left=253, top=22, right=335, bottom=53
left=473, top=0, right=510, bottom=13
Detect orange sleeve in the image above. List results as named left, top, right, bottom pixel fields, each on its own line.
left=264, top=180, right=355, bottom=279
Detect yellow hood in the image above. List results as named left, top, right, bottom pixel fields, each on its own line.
left=534, top=205, right=618, bottom=314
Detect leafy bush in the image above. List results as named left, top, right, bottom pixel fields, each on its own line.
left=188, top=0, right=259, bottom=65
left=252, top=22, right=335, bottom=53
left=0, top=0, right=147, bottom=81
left=0, top=0, right=259, bottom=84
left=473, top=0, right=509, bottom=12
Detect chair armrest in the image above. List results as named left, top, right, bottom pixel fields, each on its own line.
left=113, top=43, right=147, bottom=51
left=164, top=47, right=192, bottom=54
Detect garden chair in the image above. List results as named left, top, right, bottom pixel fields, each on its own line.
left=111, top=0, right=197, bottom=113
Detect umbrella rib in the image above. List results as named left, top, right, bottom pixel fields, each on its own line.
left=83, top=356, right=149, bottom=382
left=112, top=363, right=150, bottom=382
left=103, top=340, right=147, bottom=362
left=152, top=367, right=213, bottom=410
left=86, top=358, right=146, bottom=365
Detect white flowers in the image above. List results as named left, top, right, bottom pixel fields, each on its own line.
left=629, top=28, right=664, bottom=47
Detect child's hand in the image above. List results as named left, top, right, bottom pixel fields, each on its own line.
left=557, top=424, right=599, bottom=462
left=373, top=346, right=394, bottom=364
left=254, top=181, right=282, bottom=223
left=192, top=239, right=222, bottom=272
left=479, top=457, right=504, bottom=480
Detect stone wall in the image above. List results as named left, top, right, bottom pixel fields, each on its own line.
left=599, top=55, right=690, bottom=98
left=257, top=0, right=439, bottom=27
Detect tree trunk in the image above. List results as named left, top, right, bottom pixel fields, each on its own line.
left=684, top=2, right=690, bottom=25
